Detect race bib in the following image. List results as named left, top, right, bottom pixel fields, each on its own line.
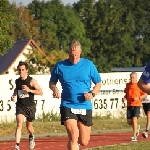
left=71, top=108, right=86, bottom=115
left=142, top=99, right=150, bottom=103
left=142, top=95, right=150, bottom=103
left=18, top=90, right=29, bottom=98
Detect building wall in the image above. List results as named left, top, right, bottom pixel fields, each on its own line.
left=6, top=45, right=50, bottom=75
left=7, top=45, right=32, bottom=74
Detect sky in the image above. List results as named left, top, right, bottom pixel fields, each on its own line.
left=8, top=0, right=79, bottom=6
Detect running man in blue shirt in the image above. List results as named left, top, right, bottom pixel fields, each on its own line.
left=138, top=61, right=150, bottom=138
left=49, top=40, right=101, bottom=150
left=138, top=61, right=150, bottom=94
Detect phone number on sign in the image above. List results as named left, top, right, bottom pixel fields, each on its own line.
left=93, top=98, right=126, bottom=110
left=0, top=99, right=45, bottom=112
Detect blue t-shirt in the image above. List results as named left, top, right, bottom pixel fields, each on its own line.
left=50, top=58, right=101, bottom=109
left=140, top=61, right=150, bottom=84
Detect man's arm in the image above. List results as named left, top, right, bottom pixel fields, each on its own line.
left=138, top=61, right=150, bottom=94
left=49, top=81, right=58, bottom=91
left=138, top=79, right=150, bottom=95
left=84, top=82, right=101, bottom=100
left=13, top=88, right=17, bottom=96
left=91, top=82, right=101, bottom=95
left=31, top=79, right=43, bottom=95
left=49, top=81, right=60, bottom=98
left=11, top=88, right=17, bottom=101
left=140, top=92, right=147, bottom=100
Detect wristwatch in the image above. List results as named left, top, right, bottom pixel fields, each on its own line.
left=91, top=93, right=95, bottom=97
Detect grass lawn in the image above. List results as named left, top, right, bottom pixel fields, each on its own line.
left=92, top=141, right=150, bottom=150
left=0, top=115, right=148, bottom=137
left=1, top=114, right=149, bottom=149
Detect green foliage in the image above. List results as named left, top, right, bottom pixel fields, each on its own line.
left=47, top=50, right=68, bottom=71
left=1, top=0, right=150, bottom=72
left=23, top=47, right=68, bottom=74
left=23, top=47, right=50, bottom=74
left=9, top=3, right=40, bottom=41
left=74, top=0, right=150, bottom=72
left=0, top=0, right=14, bottom=55
left=35, top=110, right=60, bottom=122
left=0, top=114, right=147, bottom=137
left=93, top=141, right=150, bottom=150
left=93, top=113, right=112, bottom=120
left=28, top=0, right=91, bottom=54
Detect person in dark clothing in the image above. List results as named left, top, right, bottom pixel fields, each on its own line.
left=11, top=61, right=43, bottom=150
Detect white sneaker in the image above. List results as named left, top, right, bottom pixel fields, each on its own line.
left=12, top=144, right=20, bottom=150
left=131, top=136, right=137, bottom=141
left=142, top=132, right=148, bottom=138
left=29, top=135, right=35, bottom=149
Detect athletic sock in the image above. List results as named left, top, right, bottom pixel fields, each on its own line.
left=16, top=143, right=19, bottom=146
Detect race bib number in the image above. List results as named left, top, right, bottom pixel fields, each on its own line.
left=71, top=108, right=86, bottom=115
left=142, top=99, right=150, bottom=103
left=18, top=90, right=29, bottom=98
left=142, top=95, right=150, bottom=103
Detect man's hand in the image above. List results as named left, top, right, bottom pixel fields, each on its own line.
left=22, top=85, right=30, bottom=92
left=53, top=88, right=60, bottom=99
left=84, top=92, right=93, bottom=100
left=11, top=96, right=16, bottom=102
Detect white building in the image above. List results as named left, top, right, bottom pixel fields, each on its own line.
left=0, top=39, right=50, bottom=74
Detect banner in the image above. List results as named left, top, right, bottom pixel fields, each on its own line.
left=0, top=72, right=143, bottom=122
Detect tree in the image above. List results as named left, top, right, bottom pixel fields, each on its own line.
left=28, top=0, right=91, bottom=56
left=23, top=47, right=68, bottom=74
left=133, top=0, right=150, bottom=66
left=9, top=3, right=40, bottom=41
left=74, top=0, right=136, bottom=72
left=47, top=50, right=68, bottom=71
left=0, top=0, right=15, bottom=55
left=23, top=47, right=51, bottom=74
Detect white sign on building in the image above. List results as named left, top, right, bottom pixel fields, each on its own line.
left=0, top=72, right=143, bottom=122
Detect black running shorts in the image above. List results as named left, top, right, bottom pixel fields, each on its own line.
left=16, top=105, right=36, bottom=122
left=142, top=103, right=150, bottom=115
left=60, top=106, right=92, bottom=126
left=127, top=106, right=140, bottom=119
